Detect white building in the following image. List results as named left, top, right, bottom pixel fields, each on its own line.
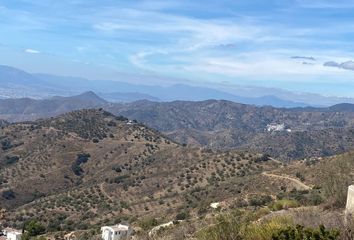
left=266, top=123, right=286, bottom=132
left=2, top=228, right=22, bottom=240
left=101, top=224, right=132, bottom=240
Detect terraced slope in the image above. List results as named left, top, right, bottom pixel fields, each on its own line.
left=0, top=109, right=283, bottom=234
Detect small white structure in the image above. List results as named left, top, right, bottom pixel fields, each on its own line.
left=346, top=185, right=354, bottom=216
left=6, top=232, right=22, bottom=240
left=210, top=202, right=221, bottom=209
left=101, top=224, right=132, bottom=240
left=266, top=123, right=285, bottom=132
left=2, top=228, right=22, bottom=240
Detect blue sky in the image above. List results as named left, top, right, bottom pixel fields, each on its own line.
left=1, top=0, right=354, bottom=96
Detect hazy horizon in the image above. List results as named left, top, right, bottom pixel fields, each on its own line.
left=1, top=0, right=354, bottom=97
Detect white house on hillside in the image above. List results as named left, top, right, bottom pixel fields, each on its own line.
left=101, top=224, right=132, bottom=240
left=266, top=123, right=285, bottom=132
left=2, top=228, right=22, bottom=240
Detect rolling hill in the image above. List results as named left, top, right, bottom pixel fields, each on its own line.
left=2, top=95, right=354, bottom=160
left=107, top=100, right=354, bottom=160
left=0, top=109, right=352, bottom=239
left=0, top=109, right=282, bottom=238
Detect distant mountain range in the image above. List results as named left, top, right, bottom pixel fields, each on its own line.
left=1, top=64, right=354, bottom=107
left=1, top=91, right=354, bottom=160
left=0, top=91, right=107, bottom=122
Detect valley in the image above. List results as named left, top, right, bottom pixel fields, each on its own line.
left=2, top=92, right=354, bottom=161
left=2, top=1, right=354, bottom=239
left=0, top=109, right=283, bottom=238
left=0, top=108, right=353, bottom=239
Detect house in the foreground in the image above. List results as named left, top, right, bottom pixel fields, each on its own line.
left=101, top=224, right=132, bottom=240
left=1, top=228, right=22, bottom=240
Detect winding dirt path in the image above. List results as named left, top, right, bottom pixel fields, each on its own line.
left=262, top=172, right=311, bottom=190
left=99, top=182, right=114, bottom=201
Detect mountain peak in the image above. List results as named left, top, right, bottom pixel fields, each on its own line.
left=38, top=108, right=119, bottom=139
left=0, top=65, right=38, bottom=83
left=71, top=91, right=107, bottom=103
left=329, top=103, right=354, bottom=112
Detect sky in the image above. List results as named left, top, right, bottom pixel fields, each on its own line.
left=1, top=0, right=354, bottom=97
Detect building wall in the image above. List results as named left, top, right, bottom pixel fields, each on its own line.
left=6, top=232, right=22, bottom=240
left=101, top=226, right=132, bottom=240
left=346, top=185, right=354, bottom=215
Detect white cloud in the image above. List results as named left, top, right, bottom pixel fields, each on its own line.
left=297, top=0, right=354, bottom=8
left=92, top=8, right=264, bottom=48
left=3, top=1, right=354, bottom=87
left=24, top=48, right=40, bottom=54
left=129, top=47, right=354, bottom=82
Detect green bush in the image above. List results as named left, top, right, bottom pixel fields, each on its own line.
left=22, top=220, right=46, bottom=238
left=71, top=153, right=91, bottom=176
left=269, top=199, right=299, bottom=211
left=249, top=195, right=273, bottom=207
left=139, top=218, right=158, bottom=230
left=2, top=189, right=15, bottom=200
left=5, top=155, right=19, bottom=165
left=197, top=210, right=340, bottom=240
left=272, top=224, right=340, bottom=240
left=175, top=211, right=190, bottom=221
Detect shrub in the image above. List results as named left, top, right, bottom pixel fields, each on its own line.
left=23, top=220, right=46, bottom=237
left=5, top=155, right=19, bottom=165
left=249, top=195, right=273, bottom=207
left=254, top=154, right=271, bottom=163
left=1, top=139, right=13, bottom=150
left=197, top=210, right=339, bottom=240
left=139, top=218, right=158, bottom=230
left=272, top=224, right=340, bottom=240
left=2, top=189, right=15, bottom=200
left=295, top=172, right=305, bottom=182
left=116, top=116, right=128, bottom=121
left=197, top=213, right=243, bottom=240
left=71, top=153, right=91, bottom=176
left=107, top=121, right=117, bottom=127
left=270, top=199, right=299, bottom=211
left=175, top=211, right=190, bottom=221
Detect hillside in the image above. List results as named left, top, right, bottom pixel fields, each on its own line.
left=328, top=103, right=354, bottom=112
left=97, top=92, right=160, bottom=103
left=2, top=96, right=354, bottom=160
left=0, top=109, right=283, bottom=236
left=107, top=100, right=354, bottom=160
left=0, top=109, right=352, bottom=239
